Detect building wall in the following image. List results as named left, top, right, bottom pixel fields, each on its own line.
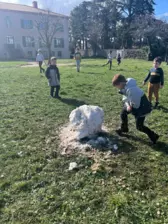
left=0, top=10, right=70, bottom=60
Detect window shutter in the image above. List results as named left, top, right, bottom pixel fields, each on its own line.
left=32, top=37, right=35, bottom=47
left=21, top=19, right=24, bottom=28
left=61, top=39, right=64, bottom=48
left=30, top=21, right=33, bottom=29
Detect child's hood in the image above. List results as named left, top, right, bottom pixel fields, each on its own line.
left=125, top=78, right=137, bottom=89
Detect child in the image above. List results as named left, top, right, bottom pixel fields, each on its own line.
left=74, top=48, right=82, bottom=72
left=143, top=57, right=164, bottom=109
left=165, top=55, right=168, bottom=65
left=36, top=49, right=45, bottom=74
left=112, top=74, right=159, bottom=144
left=103, top=50, right=113, bottom=70
left=45, top=57, right=60, bottom=98
left=117, top=53, right=121, bottom=65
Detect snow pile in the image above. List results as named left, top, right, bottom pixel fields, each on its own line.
left=59, top=105, right=119, bottom=154
left=69, top=105, right=104, bottom=140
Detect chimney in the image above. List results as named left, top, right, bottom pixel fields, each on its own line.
left=32, top=1, right=38, bottom=8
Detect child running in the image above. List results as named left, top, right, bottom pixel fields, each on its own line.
left=117, top=53, right=121, bottom=65
left=112, top=74, right=159, bottom=144
left=74, top=48, right=82, bottom=72
left=103, top=50, right=113, bottom=70
left=36, top=49, right=45, bottom=74
left=143, top=57, right=164, bottom=109
left=45, top=57, right=61, bottom=98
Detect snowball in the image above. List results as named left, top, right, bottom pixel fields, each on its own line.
left=69, top=162, right=78, bottom=171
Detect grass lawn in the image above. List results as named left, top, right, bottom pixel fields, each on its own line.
left=0, top=59, right=168, bottom=224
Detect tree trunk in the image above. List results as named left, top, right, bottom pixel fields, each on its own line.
left=140, top=37, right=142, bottom=48
left=47, top=46, right=51, bottom=65
left=86, top=39, right=88, bottom=49
left=147, top=36, right=152, bottom=52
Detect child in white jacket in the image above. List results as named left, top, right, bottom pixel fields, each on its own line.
left=36, top=50, right=45, bottom=74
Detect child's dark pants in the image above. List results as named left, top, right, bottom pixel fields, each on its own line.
left=50, top=86, right=60, bottom=97
left=117, top=59, right=121, bottom=65
left=107, top=60, right=112, bottom=70
left=39, top=61, right=45, bottom=73
left=120, top=108, right=155, bottom=140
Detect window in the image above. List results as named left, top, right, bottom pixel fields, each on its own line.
left=28, top=51, right=33, bottom=58
left=22, top=36, right=34, bottom=47
left=51, top=51, right=55, bottom=56
left=54, top=38, right=64, bottom=48
left=38, top=22, right=46, bottom=30
left=57, top=51, right=62, bottom=58
left=21, top=19, right=33, bottom=29
left=5, top=16, right=12, bottom=28
left=6, top=36, right=14, bottom=45
left=56, top=23, right=64, bottom=32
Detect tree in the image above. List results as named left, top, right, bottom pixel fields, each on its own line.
left=69, top=0, right=168, bottom=58
left=70, top=1, right=91, bottom=51
left=117, top=0, right=155, bottom=48
left=35, top=10, right=61, bottom=62
left=70, top=0, right=120, bottom=52
left=132, top=15, right=168, bottom=59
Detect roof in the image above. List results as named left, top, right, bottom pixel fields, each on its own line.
left=0, top=2, right=69, bottom=18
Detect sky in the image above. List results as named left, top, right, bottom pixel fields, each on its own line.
left=1, top=0, right=168, bottom=17
left=155, top=0, right=168, bottom=18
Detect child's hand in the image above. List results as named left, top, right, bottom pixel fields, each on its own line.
left=142, top=81, right=146, bottom=86
left=160, top=85, right=163, bottom=89
left=127, top=106, right=132, bottom=112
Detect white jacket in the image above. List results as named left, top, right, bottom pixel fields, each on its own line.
left=36, top=53, right=44, bottom=62
left=122, top=78, right=144, bottom=109
left=108, top=53, right=113, bottom=60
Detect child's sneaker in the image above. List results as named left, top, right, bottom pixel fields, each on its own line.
left=150, top=133, right=159, bottom=144
left=55, top=95, right=61, bottom=99
left=153, top=102, right=159, bottom=109
left=116, top=128, right=129, bottom=136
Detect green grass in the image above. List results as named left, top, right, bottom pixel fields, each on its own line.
left=0, top=59, right=168, bottom=224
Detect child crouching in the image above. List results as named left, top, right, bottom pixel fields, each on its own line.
left=112, top=74, right=159, bottom=144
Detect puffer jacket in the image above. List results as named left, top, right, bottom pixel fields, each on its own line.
left=45, top=65, right=60, bottom=86
left=120, top=78, right=152, bottom=117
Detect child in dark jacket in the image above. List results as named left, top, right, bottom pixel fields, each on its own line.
left=45, top=57, right=60, bottom=98
left=117, top=53, right=121, bottom=65
left=143, top=57, right=164, bottom=109
left=112, top=74, right=159, bottom=144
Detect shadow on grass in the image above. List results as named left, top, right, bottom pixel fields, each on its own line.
left=59, top=98, right=86, bottom=107
left=121, top=133, right=168, bottom=155
left=107, top=133, right=137, bottom=154
left=152, top=141, right=168, bottom=154
left=81, top=71, right=103, bottom=75
left=157, top=105, right=168, bottom=113
left=80, top=132, right=137, bottom=154
left=82, top=64, right=100, bottom=68
left=121, top=134, right=149, bottom=145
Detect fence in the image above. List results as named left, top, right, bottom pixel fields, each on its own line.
left=80, top=49, right=148, bottom=60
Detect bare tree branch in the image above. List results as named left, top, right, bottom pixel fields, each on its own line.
left=34, top=10, right=62, bottom=61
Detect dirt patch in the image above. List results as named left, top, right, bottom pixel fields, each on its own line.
left=19, top=62, right=75, bottom=68
left=20, top=62, right=38, bottom=68
left=58, top=123, right=119, bottom=157
left=58, top=63, right=75, bottom=66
